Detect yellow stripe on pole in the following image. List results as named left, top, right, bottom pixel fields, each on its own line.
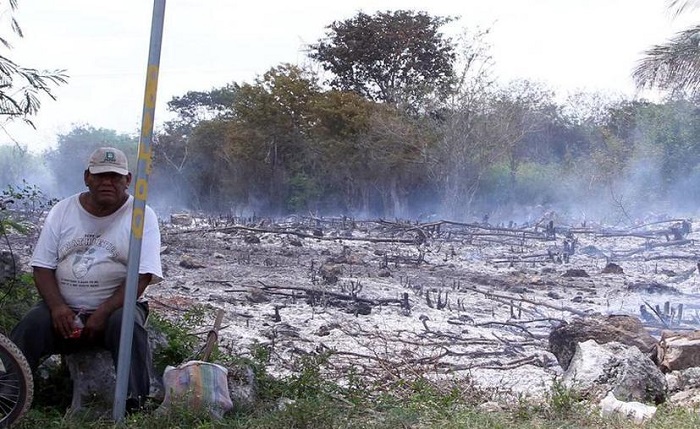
left=113, top=0, right=166, bottom=422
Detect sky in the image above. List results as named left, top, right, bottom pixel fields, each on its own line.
left=2, top=0, right=698, bottom=153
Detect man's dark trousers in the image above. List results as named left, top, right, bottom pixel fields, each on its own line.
left=10, top=300, right=151, bottom=402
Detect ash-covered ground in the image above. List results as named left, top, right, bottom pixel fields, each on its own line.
left=145, top=212, right=700, bottom=402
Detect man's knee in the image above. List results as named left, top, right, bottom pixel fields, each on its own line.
left=10, top=301, right=55, bottom=369
left=11, top=302, right=53, bottom=341
left=104, top=305, right=148, bottom=347
left=107, top=303, right=147, bottom=326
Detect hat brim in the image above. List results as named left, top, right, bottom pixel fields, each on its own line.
left=89, top=166, right=129, bottom=176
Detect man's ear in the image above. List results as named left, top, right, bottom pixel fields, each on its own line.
left=84, top=170, right=90, bottom=186
left=125, top=172, right=133, bottom=188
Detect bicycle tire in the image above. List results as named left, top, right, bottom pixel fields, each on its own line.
left=0, top=333, right=33, bottom=427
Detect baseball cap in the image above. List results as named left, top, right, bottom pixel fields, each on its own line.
left=87, top=147, right=129, bottom=176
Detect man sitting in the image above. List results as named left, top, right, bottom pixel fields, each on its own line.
left=10, top=146, right=163, bottom=410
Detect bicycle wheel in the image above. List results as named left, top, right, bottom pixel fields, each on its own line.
left=0, top=333, right=33, bottom=427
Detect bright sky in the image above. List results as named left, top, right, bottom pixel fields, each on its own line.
left=2, top=0, right=698, bottom=153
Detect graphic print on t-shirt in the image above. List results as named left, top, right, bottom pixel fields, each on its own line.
left=59, top=233, right=121, bottom=288
left=72, top=246, right=97, bottom=278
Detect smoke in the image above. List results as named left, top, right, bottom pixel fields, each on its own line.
left=0, top=148, right=58, bottom=201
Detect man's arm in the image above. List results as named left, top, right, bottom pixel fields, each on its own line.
left=82, top=273, right=152, bottom=338
left=34, top=266, right=75, bottom=339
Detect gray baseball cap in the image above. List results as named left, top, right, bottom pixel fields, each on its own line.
left=87, top=147, right=129, bottom=175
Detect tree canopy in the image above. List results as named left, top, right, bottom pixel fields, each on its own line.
left=308, top=10, right=456, bottom=113
left=4, top=7, right=700, bottom=223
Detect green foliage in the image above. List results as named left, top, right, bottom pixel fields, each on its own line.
left=478, top=162, right=565, bottom=209
left=0, top=182, right=51, bottom=333
left=287, top=172, right=322, bottom=212
left=392, top=377, right=465, bottom=416
left=2, top=181, right=58, bottom=214
left=543, top=379, right=585, bottom=418
left=309, top=10, right=456, bottom=112
left=0, top=215, right=26, bottom=235
left=153, top=84, right=242, bottom=211
left=163, top=63, right=440, bottom=215
left=148, top=305, right=208, bottom=374
left=167, top=84, right=238, bottom=124
left=283, top=352, right=334, bottom=400
left=24, top=32, right=693, bottom=221
left=242, top=348, right=339, bottom=407
left=0, top=181, right=57, bottom=250
left=0, top=271, right=36, bottom=334
left=242, top=341, right=272, bottom=387
left=11, top=351, right=700, bottom=429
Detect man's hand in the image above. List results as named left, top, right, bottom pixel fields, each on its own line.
left=50, top=304, right=77, bottom=339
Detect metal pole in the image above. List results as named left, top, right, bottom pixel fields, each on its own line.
left=113, top=0, right=166, bottom=421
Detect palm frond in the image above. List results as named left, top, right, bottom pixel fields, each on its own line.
left=0, top=36, right=11, bottom=49
left=668, top=0, right=700, bottom=18
left=633, top=25, right=700, bottom=95
left=10, top=17, right=21, bottom=38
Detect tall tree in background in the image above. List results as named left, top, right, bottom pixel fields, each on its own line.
left=309, top=10, right=456, bottom=113
left=44, top=125, right=137, bottom=197
left=0, top=0, right=67, bottom=131
left=153, top=84, right=239, bottom=210
left=232, top=64, right=322, bottom=213
left=433, top=29, right=497, bottom=218
left=633, top=0, right=700, bottom=95
left=483, top=80, right=557, bottom=204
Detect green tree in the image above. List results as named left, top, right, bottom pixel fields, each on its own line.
left=234, top=64, right=436, bottom=216
left=431, top=29, right=498, bottom=218
left=44, top=125, right=138, bottom=197
left=487, top=81, right=559, bottom=203
left=179, top=119, right=253, bottom=212
left=152, top=84, right=239, bottom=210
left=159, top=63, right=439, bottom=216
left=159, top=65, right=324, bottom=213
left=231, top=64, right=323, bottom=213
left=309, top=10, right=456, bottom=113
left=165, top=84, right=238, bottom=125
left=311, top=89, right=375, bottom=213
left=602, top=99, right=700, bottom=188
left=359, top=104, right=437, bottom=216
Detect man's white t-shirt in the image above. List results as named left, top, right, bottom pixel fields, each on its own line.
left=31, top=193, right=163, bottom=311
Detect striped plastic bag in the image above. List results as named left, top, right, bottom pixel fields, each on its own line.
left=157, top=360, right=233, bottom=419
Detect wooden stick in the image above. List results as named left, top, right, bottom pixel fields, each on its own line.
left=201, top=308, right=225, bottom=362
left=464, top=285, right=589, bottom=317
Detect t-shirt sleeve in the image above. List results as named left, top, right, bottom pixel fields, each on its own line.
left=30, top=205, right=61, bottom=269
left=139, top=205, right=163, bottom=284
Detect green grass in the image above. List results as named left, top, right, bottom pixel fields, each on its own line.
left=12, top=380, right=700, bottom=429
left=12, top=344, right=700, bottom=429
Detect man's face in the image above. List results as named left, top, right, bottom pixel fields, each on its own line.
left=84, top=171, right=131, bottom=207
